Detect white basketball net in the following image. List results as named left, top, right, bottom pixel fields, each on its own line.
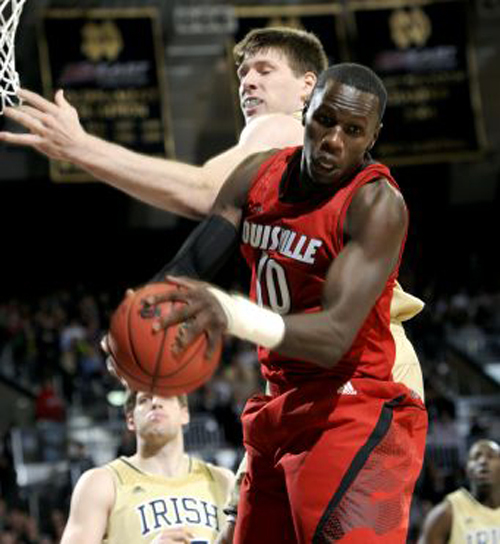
left=0, top=0, right=27, bottom=114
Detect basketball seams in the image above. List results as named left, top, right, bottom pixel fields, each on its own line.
left=153, top=341, right=223, bottom=388
left=151, top=320, right=170, bottom=394
left=108, top=295, right=144, bottom=384
left=127, top=291, right=155, bottom=379
left=110, top=341, right=221, bottom=394
left=109, top=281, right=222, bottom=396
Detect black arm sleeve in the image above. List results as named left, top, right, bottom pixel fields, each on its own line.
left=151, top=215, right=239, bottom=283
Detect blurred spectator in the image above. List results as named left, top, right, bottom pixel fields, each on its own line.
left=0, top=529, right=19, bottom=543
left=0, top=430, right=16, bottom=503
left=67, top=440, right=94, bottom=490
left=34, top=377, right=65, bottom=423
left=115, top=429, right=135, bottom=458
left=47, top=509, right=65, bottom=543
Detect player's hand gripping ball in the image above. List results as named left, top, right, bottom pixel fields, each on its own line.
left=107, top=282, right=222, bottom=395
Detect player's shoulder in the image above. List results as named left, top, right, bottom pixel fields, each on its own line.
left=77, top=465, right=114, bottom=488
left=361, top=176, right=404, bottom=203
left=238, top=113, right=303, bottom=151
left=353, top=175, right=406, bottom=221
left=424, top=499, right=453, bottom=531
left=195, top=458, right=236, bottom=486
left=71, top=465, right=115, bottom=505
left=418, top=499, right=452, bottom=543
left=210, top=464, right=236, bottom=486
left=431, top=499, right=453, bottom=518
left=445, top=487, right=470, bottom=505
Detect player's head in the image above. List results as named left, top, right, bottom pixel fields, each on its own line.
left=301, top=63, right=386, bottom=186
left=124, top=390, right=189, bottom=446
left=233, top=27, right=328, bottom=123
left=466, top=439, right=500, bottom=496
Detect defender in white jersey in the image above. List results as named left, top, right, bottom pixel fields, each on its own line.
left=419, top=439, right=500, bottom=544
left=60, top=391, right=234, bottom=544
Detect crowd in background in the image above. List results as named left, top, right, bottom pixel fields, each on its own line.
left=1, top=279, right=500, bottom=542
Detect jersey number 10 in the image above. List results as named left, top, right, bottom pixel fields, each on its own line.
left=255, top=253, right=291, bottom=314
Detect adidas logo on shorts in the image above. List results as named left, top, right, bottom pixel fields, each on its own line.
left=337, top=381, right=357, bottom=395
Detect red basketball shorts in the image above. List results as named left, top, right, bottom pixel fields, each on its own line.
left=233, top=378, right=427, bottom=544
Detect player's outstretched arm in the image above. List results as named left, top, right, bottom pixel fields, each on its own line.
left=59, top=467, right=115, bottom=544
left=417, top=501, right=452, bottom=544
left=150, top=151, right=272, bottom=283
left=0, top=89, right=302, bottom=219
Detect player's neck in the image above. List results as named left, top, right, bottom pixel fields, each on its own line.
left=242, top=108, right=302, bottom=128
left=132, top=435, right=190, bottom=478
left=472, top=486, right=500, bottom=508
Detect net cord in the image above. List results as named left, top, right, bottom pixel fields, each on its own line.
left=0, top=0, right=27, bottom=113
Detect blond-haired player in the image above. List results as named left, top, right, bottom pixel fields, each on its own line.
left=0, top=27, right=325, bottom=219
left=60, top=391, right=234, bottom=544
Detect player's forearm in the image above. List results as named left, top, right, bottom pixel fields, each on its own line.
left=70, top=134, right=216, bottom=219
left=225, top=453, right=247, bottom=512
left=208, top=290, right=353, bottom=369
left=279, top=311, right=353, bottom=369
left=60, top=527, right=104, bottom=544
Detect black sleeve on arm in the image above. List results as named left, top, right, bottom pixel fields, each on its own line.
left=151, top=215, right=239, bottom=283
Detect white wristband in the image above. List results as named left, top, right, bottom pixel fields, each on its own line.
left=207, top=287, right=285, bottom=349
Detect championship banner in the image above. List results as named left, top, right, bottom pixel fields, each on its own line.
left=348, top=0, right=487, bottom=165
left=39, top=8, right=173, bottom=182
left=230, top=4, right=346, bottom=133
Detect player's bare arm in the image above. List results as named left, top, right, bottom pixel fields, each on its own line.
left=0, top=89, right=302, bottom=219
left=278, top=179, right=407, bottom=367
left=154, top=178, right=407, bottom=367
left=417, top=501, right=452, bottom=544
left=59, top=467, right=115, bottom=544
left=150, top=150, right=271, bottom=284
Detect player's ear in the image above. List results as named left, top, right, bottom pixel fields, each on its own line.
left=368, top=123, right=382, bottom=150
left=181, top=406, right=190, bottom=426
left=126, top=412, right=135, bottom=432
left=302, top=71, right=317, bottom=99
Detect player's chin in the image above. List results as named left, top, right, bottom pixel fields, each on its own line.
left=474, top=473, right=493, bottom=485
left=144, top=425, right=171, bottom=439
left=244, top=107, right=264, bottom=121
left=310, top=168, right=340, bottom=187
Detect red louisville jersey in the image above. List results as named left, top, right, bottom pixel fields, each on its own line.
left=240, top=146, right=405, bottom=387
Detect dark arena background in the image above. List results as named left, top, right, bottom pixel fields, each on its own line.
left=0, top=0, right=499, bottom=542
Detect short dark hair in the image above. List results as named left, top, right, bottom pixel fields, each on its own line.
left=314, top=63, right=387, bottom=121
left=233, top=27, right=328, bottom=77
left=124, top=389, right=188, bottom=417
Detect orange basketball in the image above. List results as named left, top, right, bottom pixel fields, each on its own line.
left=107, top=282, right=222, bottom=396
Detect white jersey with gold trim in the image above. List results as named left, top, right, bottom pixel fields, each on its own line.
left=447, top=488, right=500, bottom=544
left=103, top=456, right=233, bottom=543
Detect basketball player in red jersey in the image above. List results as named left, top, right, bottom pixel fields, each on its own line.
left=149, top=63, right=429, bottom=543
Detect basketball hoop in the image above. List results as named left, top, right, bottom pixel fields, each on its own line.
left=0, top=0, right=27, bottom=114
